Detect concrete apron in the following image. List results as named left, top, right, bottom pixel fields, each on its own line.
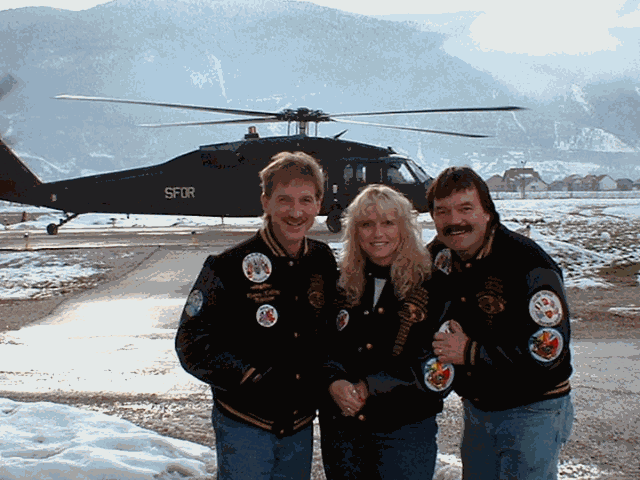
left=0, top=248, right=219, bottom=395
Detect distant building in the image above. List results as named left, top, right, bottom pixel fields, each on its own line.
left=486, top=174, right=509, bottom=192
left=578, top=174, right=617, bottom=191
left=524, top=177, right=548, bottom=191
left=547, top=181, right=566, bottom=192
left=503, top=168, right=543, bottom=192
left=634, top=179, right=640, bottom=190
left=616, top=178, right=634, bottom=191
left=562, top=174, right=582, bottom=191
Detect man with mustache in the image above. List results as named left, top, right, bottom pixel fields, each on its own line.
left=427, top=167, right=573, bottom=480
left=175, top=152, right=337, bottom=480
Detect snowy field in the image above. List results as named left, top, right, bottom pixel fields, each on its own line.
left=0, top=195, right=638, bottom=479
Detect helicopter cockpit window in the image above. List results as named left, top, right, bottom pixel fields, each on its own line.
left=387, top=164, right=416, bottom=184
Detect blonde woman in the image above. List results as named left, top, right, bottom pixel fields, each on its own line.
left=320, top=184, right=453, bottom=480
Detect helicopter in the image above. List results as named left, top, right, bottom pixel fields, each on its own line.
left=0, top=92, right=523, bottom=234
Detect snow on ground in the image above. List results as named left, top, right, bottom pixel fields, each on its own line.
left=0, top=398, right=215, bottom=480
left=0, top=251, right=106, bottom=299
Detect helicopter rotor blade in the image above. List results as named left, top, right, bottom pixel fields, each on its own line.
left=54, top=94, right=278, bottom=118
left=330, top=106, right=525, bottom=118
left=139, top=117, right=280, bottom=128
left=331, top=118, right=490, bottom=138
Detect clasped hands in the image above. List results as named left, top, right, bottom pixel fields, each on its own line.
left=329, top=379, right=368, bottom=417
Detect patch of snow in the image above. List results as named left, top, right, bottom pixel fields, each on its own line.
left=0, top=398, right=215, bottom=480
left=0, top=252, right=103, bottom=299
left=608, top=306, right=640, bottom=317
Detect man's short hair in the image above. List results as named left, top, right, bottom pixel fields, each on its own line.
left=426, top=166, right=500, bottom=226
left=259, top=151, right=324, bottom=200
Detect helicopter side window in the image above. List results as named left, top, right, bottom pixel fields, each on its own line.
left=356, top=165, right=366, bottom=183
left=344, top=164, right=354, bottom=183
left=387, top=164, right=416, bottom=184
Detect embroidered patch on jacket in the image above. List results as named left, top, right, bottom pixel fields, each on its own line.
left=529, top=290, right=563, bottom=327
left=477, top=293, right=506, bottom=315
left=434, top=249, right=452, bottom=275
left=246, top=283, right=280, bottom=303
left=476, top=277, right=506, bottom=315
left=242, top=253, right=272, bottom=283
left=308, top=274, right=325, bottom=309
left=529, top=328, right=563, bottom=362
left=184, top=289, right=204, bottom=317
left=423, top=358, right=455, bottom=392
left=336, top=309, right=349, bottom=331
left=256, top=304, right=278, bottom=327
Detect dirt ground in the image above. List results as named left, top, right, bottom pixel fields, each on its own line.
left=0, top=246, right=638, bottom=479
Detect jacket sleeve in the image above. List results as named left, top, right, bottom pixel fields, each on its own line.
left=465, top=267, right=571, bottom=382
left=175, top=255, right=256, bottom=392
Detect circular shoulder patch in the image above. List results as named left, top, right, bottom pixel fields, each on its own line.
left=242, top=253, right=272, bottom=283
left=256, top=304, right=278, bottom=328
left=336, top=309, right=350, bottom=331
left=184, top=289, right=204, bottom=317
left=423, top=358, right=455, bottom=392
left=529, top=328, right=563, bottom=362
left=529, top=290, right=563, bottom=327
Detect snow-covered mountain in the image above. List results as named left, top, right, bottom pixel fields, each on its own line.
left=0, top=0, right=638, bottom=183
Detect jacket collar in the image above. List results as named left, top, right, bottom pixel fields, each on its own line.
left=260, top=222, right=309, bottom=258
left=432, top=224, right=499, bottom=274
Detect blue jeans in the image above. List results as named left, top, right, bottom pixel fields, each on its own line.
left=461, top=395, right=574, bottom=480
left=211, top=405, right=313, bottom=480
left=320, top=415, right=438, bottom=480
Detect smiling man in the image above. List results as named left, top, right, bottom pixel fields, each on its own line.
left=175, top=152, right=337, bottom=480
left=427, top=167, right=574, bottom=480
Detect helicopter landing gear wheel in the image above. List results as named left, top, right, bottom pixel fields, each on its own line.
left=326, top=207, right=343, bottom=233
left=46, top=213, right=79, bottom=235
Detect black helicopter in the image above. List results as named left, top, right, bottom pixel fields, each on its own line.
left=0, top=92, right=522, bottom=234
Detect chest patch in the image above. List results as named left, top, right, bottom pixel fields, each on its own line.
left=256, top=304, right=278, bottom=328
left=477, top=293, right=506, bottom=315
left=336, top=309, right=350, bottom=331
left=242, top=253, right=272, bottom=283
left=184, top=289, right=204, bottom=317
left=529, top=290, right=563, bottom=327
left=423, top=358, right=454, bottom=392
left=529, top=328, right=563, bottom=362
left=308, top=274, right=325, bottom=309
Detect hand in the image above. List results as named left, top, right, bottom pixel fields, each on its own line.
left=329, top=380, right=366, bottom=416
left=432, top=320, right=469, bottom=365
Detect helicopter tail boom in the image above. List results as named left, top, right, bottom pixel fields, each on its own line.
left=0, top=136, right=43, bottom=204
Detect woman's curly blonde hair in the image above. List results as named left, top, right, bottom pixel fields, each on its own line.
left=338, top=184, right=431, bottom=304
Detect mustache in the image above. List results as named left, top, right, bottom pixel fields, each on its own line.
left=443, top=225, right=473, bottom=236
